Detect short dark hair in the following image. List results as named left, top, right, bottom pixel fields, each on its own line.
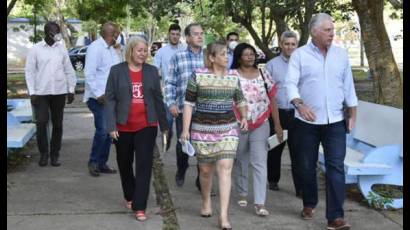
left=184, top=23, right=202, bottom=37
left=44, top=21, right=60, bottom=33
left=226, top=32, right=239, bottom=40
left=230, top=43, right=258, bottom=69
left=169, top=24, right=181, bottom=32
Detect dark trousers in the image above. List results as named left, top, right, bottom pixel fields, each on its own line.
left=32, top=94, right=66, bottom=158
left=293, top=119, right=347, bottom=221
left=267, top=109, right=302, bottom=194
left=114, top=127, right=158, bottom=211
left=175, top=114, right=189, bottom=173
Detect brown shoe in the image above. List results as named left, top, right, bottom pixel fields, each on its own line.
left=327, top=218, right=351, bottom=230
left=300, top=207, right=314, bottom=220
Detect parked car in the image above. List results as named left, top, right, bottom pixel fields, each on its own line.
left=393, top=34, right=403, bottom=41
left=69, top=46, right=88, bottom=71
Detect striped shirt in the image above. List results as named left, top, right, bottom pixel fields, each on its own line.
left=164, top=46, right=204, bottom=111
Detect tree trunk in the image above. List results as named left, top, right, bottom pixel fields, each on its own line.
left=297, top=0, right=316, bottom=46
left=152, top=145, right=180, bottom=230
left=360, top=38, right=364, bottom=67
left=352, top=0, right=403, bottom=108
left=7, top=0, right=18, bottom=17
left=273, top=14, right=288, bottom=45
left=55, top=0, right=73, bottom=48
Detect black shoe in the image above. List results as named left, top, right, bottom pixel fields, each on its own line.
left=50, top=157, right=61, bottom=167
left=38, top=152, right=48, bottom=167
left=296, top=190, right=303, bottom=198
left=99, top=165, right=117, bottom=174
left=175, top=170, right=186, bottom=187
left=88, top=162, right=100, bottom=177
left=269, top=182, right=279, bottom=191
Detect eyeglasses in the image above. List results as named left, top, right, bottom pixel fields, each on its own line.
left=190, top=32, right=204, bottom=37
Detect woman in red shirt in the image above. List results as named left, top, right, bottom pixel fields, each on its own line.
left=105, top=36, right=168, bottom=221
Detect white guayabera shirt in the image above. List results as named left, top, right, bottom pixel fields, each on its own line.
left=25, top=40, right=77, bottom=95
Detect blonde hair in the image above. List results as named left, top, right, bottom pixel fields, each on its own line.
left=124, top=36, right=148, bottom=64
left=204, top=41, right=226, bottom=68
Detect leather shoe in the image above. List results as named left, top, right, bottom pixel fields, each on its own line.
left=38, top=152, right=48, bottom=167
left=269, top=182, right=279, bottom=191
left=99, top=165, right=117, bottom=174
left=50, top=157, right=61, bottom=167
left=327, top=218, right=351, bottom=230
left=296, top=190, right=303, bottom=198
left=88, top=162, right=100, bottom=177
left=166, top=134, right=172, bottom=151
left=301, top=207, right=314, bottom=220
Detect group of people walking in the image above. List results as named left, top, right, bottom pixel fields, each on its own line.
left=25, top=12, right=357, bottom=230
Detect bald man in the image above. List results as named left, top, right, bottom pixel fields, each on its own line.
left=84, top=22, right=121, bottom=177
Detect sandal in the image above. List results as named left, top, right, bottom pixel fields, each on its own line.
left=254, top=205, right=270, bottom=216
left=200, top=212, right=212, bottom=218
left=237, top=196, right=247, bottom=207
left=135, top=210, right=147, bottom=221
left=218, top=218, right=232, bottom=230
left=125, top=200, right=132, bottom=209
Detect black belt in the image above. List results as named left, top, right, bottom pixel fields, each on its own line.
left=279, top=108, right=294, bottom=112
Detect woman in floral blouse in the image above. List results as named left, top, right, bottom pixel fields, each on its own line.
left=231, top=43, right=283, bottom=217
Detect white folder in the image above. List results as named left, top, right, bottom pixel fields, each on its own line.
left=267, top=130, right=288, bottom=150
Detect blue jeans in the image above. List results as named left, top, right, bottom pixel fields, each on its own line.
left=87, top=98, right=112, bottom=168
left=293, top=119, right=346, bottom=221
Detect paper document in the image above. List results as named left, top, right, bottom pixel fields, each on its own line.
left=267, top=130, right=288, bottom=150
left=179, top=139, right=195, bottom=156
left=162, top=133, right=167, bottom=153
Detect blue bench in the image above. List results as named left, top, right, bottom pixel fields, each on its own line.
left=7, top=112, right=36, bottom=150
left=7, top=99, right=34, bottom=122
left=319, top=100, right=403, bottom=209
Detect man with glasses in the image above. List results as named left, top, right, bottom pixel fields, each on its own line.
left=165, top=23, right=204, bottom=190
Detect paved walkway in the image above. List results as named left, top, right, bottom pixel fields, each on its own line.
left=7, top=94, right=403, bottom=230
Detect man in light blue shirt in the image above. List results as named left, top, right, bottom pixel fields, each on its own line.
left=153, top=24, right=186, bottom=151
left=84, top=22, right=121, bottom=177
left=265, top=30, right=302, bottom=197
left=285, top=13, right=357, bottom=230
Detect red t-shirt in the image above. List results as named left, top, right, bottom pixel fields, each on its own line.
left=116, top=70, right=157, bottom=132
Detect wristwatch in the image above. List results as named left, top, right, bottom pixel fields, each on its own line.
left=292, top=100, right=303, bottom=109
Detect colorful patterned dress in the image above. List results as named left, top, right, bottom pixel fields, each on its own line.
left=184, top=68, right=247, bottom=163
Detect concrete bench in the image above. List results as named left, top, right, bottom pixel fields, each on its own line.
left=7, top=99, right=33, bottom=122
left=7, top=112, right=36, bottom=150
left=318, top=100, right=403, bottom=209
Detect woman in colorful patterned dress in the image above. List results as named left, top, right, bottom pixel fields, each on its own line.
left=180, top=41, right=248, bottom=230
left=231, top=43, right=283, bottom=217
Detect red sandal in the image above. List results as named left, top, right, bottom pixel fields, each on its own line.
left=135, top=210, right=147, bottom=221
left=125, top=201, right=132, bottom=209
